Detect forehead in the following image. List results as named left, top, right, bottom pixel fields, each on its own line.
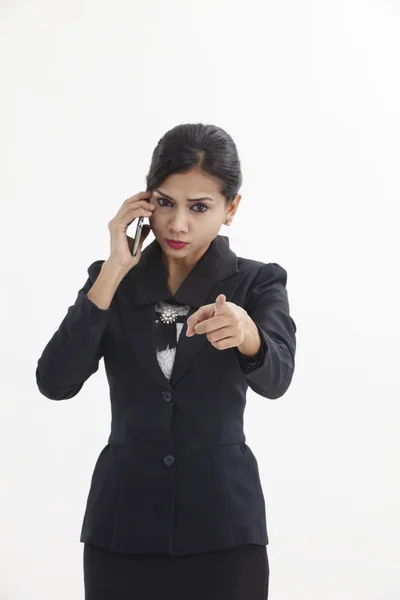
left=156, top=168, right=222, bottom=198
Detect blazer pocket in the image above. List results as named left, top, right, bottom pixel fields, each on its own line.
left=220, top=442, right=266, bottom=527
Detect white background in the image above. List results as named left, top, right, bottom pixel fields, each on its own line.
left=1, top=0, right=399, bottom=598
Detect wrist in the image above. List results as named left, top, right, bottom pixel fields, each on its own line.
left=103, top=259, right=130, bottom=281
left=237, top=317, right=261, bottom=357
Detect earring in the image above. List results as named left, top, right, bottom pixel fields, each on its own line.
left=225, top=218, right=232, bottom=226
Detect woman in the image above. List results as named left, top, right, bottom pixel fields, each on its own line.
left=36, top=123, right=297, bottom=599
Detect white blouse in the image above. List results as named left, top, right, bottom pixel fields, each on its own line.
left=154, top=300, right=191, bottom=380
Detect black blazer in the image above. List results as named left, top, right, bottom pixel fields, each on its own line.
left=36, top=235, right=297, bottom=555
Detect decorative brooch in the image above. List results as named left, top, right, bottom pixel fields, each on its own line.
left=159, top=307, right=179, bottom=324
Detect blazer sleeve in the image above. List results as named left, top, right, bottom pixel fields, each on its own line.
left=35, top=261, right=110, bottom=401
left=233, top=262, right=297, bottom=399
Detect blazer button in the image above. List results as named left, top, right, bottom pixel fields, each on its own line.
left=162, top=390, right=173, bottom=402
left=163, top=454, right=175, bottom=467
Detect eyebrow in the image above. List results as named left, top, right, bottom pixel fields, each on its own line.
left=154, top=188, right=215, bottom=202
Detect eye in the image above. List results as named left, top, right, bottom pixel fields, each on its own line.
left=156, top=197, right=172, bottom=207
left=191, top=203, right=208, bottom=213
left=156, top=198, right=208, bottom=213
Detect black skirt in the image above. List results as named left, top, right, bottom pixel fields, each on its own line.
left=83, top=542, right=269, bottom=600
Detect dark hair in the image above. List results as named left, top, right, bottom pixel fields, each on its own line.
left=145, top=123, right=242, bottom=203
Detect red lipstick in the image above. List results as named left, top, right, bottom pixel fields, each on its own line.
left=165, top=239, right=189, bottom=249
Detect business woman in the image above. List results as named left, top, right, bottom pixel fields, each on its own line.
left=36, top=123, right=297, bottom=599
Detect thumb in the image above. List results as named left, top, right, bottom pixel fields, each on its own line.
left=214, top=294, right=226, bottom=315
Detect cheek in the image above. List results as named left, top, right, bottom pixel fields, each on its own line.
left=149, top=211, right=161, bottom=226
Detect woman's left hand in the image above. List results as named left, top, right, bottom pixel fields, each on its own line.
left=186, top=294, right=260, bottom=354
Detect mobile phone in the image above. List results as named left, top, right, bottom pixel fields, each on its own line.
left=132, top=217, right=144, bottom=256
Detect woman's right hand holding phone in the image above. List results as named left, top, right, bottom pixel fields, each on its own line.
left=106, top=191, right=155, bottom=272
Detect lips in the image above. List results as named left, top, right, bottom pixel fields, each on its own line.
left=165, top=239, right=189, bottom=249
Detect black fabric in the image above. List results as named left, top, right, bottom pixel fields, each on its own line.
left=154, top=301, right=188, bottom=351
left=83, top=542, right=269, bottom=600
left=36, top=234, right=297, bottom=555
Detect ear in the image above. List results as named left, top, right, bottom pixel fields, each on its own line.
left=226, top=193, right=241, bottom=220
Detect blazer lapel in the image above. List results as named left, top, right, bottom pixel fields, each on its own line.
left=117, top=293, right=172, bottom=389
left=169, top=271, right=246, bottom=387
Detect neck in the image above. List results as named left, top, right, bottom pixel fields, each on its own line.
left=161, top=242, right=211, bottom=280
left=161, top=243, right=211, bottom=298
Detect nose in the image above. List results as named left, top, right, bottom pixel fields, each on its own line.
left=168, top=210, right=189, bottom=235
